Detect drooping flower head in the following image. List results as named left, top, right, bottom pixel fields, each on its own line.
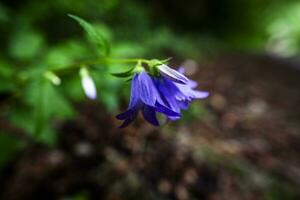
left=154, top=65, right=209, bottom=120
left=115, top=60, right=208, bottom=128
left=116, top=70, right=180, bottom=128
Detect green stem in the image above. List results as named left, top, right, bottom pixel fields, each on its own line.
left=83, top=58, right=149, bottom=66
left=52, top=57, right=150, bottom=74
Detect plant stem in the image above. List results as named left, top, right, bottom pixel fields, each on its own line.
left=52, top=57, right=150, bottom=74
left=82, top=58, right=149, bottom=66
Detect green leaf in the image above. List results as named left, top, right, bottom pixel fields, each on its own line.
left=112, top=42, right=145, bottom=57
left=9, top=29, right=44, bottom=60
left=45, top=40, right=90, bottom=70
left=68, top=14, right=110, bottom=57
left=0, top=59, right=16, bottom=92
left=0, top=4, right=9, bottom=23
left=34, top=79, right=46, bottom=137
left=19, top=77, right=75, bottom=146
left=100, top=90, right=118, bottom=112
left=110, top=66, right=135, bottom=78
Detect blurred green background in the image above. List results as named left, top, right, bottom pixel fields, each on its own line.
left=1, top=0, right=300, bottom=199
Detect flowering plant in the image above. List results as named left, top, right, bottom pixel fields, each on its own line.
left=115, top=62, right=209, bottom=127
left=60, top=15, right=208, bottom=127
left=64, top=15, right=209, bottom=127
left=1, top=13, right=209, bottom=147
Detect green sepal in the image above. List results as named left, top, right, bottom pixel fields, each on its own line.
left=125, top=77, right=133, bottom=83
left=161, top=57, right=172, bottom=64
left=110, top=66, right=135, bottom=78
left=68, top=14, right=110, bottom=57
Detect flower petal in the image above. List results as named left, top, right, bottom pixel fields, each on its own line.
left=138, top=71, right=159, bottom=106
left=116, top=109, right=133, bottom=120
left=155, top=102, right=181, bottom=117
left=168, top=116, right=181, bottom=121
left=116, top=108, right=139, bottom=128
left=177, top=66, right=185, bottom=74
left=158, top=64, right=189, bottom=84
left=154, top=77, right=181, bottom=113
left=187, top=80, right=198, bottom=88
left=178, top=101, right=189, bottom=110
left=193, top=91, right=209, bottom=99
left=175, top=82, right=209, bottom=101
left=142, top=105, right=160, bottom=126
left=128, top=74, right=140, bottom=108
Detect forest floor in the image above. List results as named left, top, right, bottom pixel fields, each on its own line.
left=1, top=54, right=300, bottom=200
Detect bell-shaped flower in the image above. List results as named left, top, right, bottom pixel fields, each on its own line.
left=154, top=67, right=209, bottom=120
left=116, top=71, right=180, bottom=128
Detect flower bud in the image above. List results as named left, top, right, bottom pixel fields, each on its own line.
left=44, top=71, right=61, bottom=85
left=80, top=67, right=97, bottom=100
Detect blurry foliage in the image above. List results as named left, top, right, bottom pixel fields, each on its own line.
left=266, top=2, right=300, bottom=56
left=181, top=101, right=207, bottom=122
left=153, top=0, right=300, bottom=54
left=265, top=178, right=298, bottom=200
left=68, top=192, right=89, bottom=200
left=9, top=28, right=44, bottom=60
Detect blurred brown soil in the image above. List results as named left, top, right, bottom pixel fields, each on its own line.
left=0, top=54, right=300, bottom=200
left=196, top=54, right=300, bottom=182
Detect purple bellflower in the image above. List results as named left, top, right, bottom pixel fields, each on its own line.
left=154, top=66, right=209, bottom=120
left=116, top=71, right=180, bottom=128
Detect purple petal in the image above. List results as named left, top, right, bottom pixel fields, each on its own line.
left=116, top=108, right=139, bottom=128
left=187, top=80, right=198, bottom=88
left=175, top=82, right=209, bottom=101
left=168, top=116, right=181, bottom=121
left=116, top=109, right=134, bottom=120
left=178, top=101, right=189, bottom=110
left=155, top=102, right=181, bottom=117
left=177, top=66, right=185, bottom=74
left=138, top=71, right=158, bottom=106
left=128, top=74, right=140, bottom=108
left=154, top=77, right=181, bottom=113
left=193, top=91, right=209, bottom=99
left=142, top=105, right=160, bottom=126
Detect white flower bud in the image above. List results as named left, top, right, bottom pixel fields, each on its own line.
left=80, top=67, right=97, bottom=100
